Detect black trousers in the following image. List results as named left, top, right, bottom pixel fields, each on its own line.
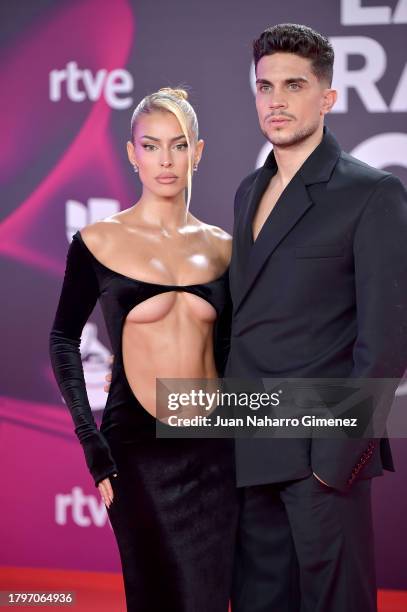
left=231, top=474, right=376, bottom=612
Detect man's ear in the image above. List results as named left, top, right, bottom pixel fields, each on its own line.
left=321, top=88, right=337, bottom=116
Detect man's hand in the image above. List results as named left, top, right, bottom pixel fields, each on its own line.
left=104, top=354, right=114, bottom=393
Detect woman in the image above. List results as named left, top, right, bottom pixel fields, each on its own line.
left=49, top=88, right=238, bottom=612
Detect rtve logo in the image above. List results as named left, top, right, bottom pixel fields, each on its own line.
left=49, top=61, right=134, bottom=109
left=55, top=486, right=112, bottom=528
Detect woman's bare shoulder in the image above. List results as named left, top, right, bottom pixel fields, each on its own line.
left=79, top=212, right=132, bottom=253
left=200, top=222, right=233, bottom=266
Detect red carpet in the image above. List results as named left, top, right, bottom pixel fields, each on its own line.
left=1, top=567, right=406, bottom=611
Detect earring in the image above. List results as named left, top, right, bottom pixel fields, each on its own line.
left=133, top=164, right=139, bottom=173
left=193, top=163, right=198, bottom=172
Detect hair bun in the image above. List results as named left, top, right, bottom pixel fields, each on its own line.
left=158, top=87, right=188, bottom=101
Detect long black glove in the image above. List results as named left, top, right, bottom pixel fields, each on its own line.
left=49, top=234, right=118, bottom=486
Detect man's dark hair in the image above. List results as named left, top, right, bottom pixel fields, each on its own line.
left=253, top=23, right=334, bottom=86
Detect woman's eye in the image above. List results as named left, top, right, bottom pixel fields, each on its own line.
left=142, top=144, right=157, bottom=150
left=175, top=143, right=188, bottom=150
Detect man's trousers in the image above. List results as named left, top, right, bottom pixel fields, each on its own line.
left=231, top=474, right=376, bottom=612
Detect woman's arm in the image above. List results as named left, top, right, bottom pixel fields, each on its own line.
left=49, top=233, right=118, bottom=487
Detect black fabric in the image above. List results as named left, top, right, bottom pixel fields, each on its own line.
left=49, top=234, right=119, bottom=486
left=227, top=126, right=407, bottom=491
left=232, top=476, right=376, bottom=612
left=50, top=231, right=232, bottom=486
left=105, top=404, right=237, bottom=612
left=49, top=231, right=238, bottom=611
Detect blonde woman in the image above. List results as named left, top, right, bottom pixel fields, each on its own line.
left=50, top=88, right=238, bottom=611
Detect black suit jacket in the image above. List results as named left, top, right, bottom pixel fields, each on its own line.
left=226, top=126, right=407, bottom=491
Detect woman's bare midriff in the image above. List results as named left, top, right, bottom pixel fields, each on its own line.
left=122, top=290, right=220, bottom=419
left=80, top=217, right=232, bottom=420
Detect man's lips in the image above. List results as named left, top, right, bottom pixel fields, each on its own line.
left=268, top=116, right=291, bottom=125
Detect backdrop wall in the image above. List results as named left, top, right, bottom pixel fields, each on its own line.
left=1, top=0, right=406, bottom=589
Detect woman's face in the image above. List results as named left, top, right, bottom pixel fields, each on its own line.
left=127, top=110, right=202, bottom=200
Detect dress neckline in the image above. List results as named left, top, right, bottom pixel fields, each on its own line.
left=74, top=230, right=229, bottom=289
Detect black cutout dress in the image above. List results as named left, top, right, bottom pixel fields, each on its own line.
left=49, top=231, right=238, bottom=612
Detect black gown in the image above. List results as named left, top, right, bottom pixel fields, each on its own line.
left=49, top=231, right=238, bottom=612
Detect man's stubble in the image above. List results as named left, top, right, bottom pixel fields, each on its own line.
left=262, top=116, right=321, bottom=150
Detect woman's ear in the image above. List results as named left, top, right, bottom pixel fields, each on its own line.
left=194, top=139, right=205, bottom=166
left=127, top=140, right=137, bottom=166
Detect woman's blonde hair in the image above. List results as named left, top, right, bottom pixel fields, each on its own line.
left=130, top=87, right=199, bottom=212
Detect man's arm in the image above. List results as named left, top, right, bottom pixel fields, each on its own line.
left=312, top=174, right=407, bottom=490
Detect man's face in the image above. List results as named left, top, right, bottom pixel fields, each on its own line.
left=255, top=52, right=332, bottom=148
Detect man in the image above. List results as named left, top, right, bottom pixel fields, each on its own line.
left=226, top=23, right=407, bottom=612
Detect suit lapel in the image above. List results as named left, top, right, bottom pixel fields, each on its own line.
left=233, top=126, right=342, bottom=314
left=234, top=173, right=313, bottom=313
left=238, top=166, right=276, bottom=263
left=230, top=155, right=278, bottom=301
left=230, top=167, right=272, bottom=299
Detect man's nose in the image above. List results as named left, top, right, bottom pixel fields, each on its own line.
left=268, top=97, right=287, bottom=110
left=267, top=88, right=287, bottom=109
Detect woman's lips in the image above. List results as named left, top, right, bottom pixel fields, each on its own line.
left=156, top=176, right=178, bottom=184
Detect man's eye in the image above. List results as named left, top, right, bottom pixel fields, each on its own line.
left=260, top=85, right=271, bottom=93
left=288, top=83, right=300, bottom=90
